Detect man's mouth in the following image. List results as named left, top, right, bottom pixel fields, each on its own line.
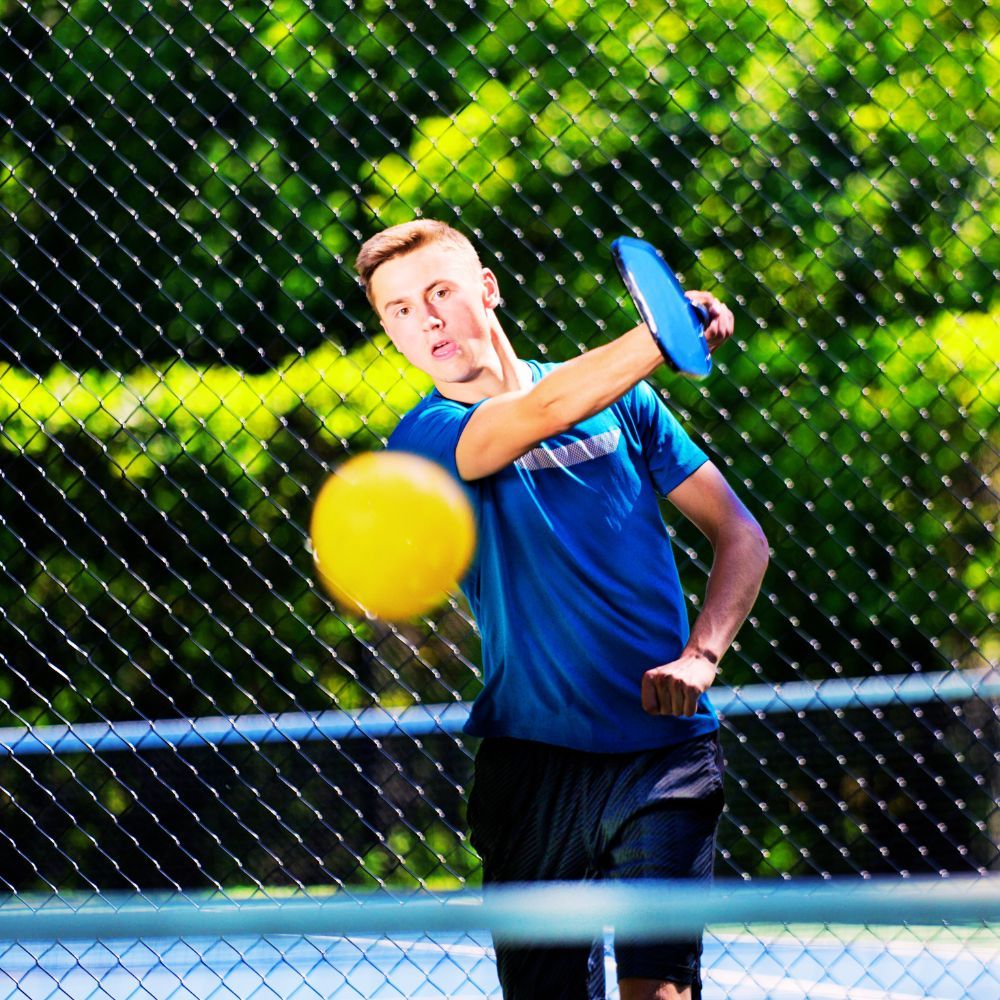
left=431, top=339, right=458, bottom=359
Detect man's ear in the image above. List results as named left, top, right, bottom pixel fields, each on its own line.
left=481, top=268, right=502, bottom=309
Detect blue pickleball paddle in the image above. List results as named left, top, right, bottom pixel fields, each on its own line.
left=611, top=236, right=712, bottom=378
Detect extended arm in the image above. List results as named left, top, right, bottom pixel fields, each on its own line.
left=456, top=292, right=734, bottom=481
left=641, top=462, right=769, bottom=717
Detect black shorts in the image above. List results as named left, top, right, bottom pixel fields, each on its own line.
left=467, top=731, right=725, bottom=999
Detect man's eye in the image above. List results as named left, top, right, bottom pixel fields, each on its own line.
left=397, top=307, right=409, bottom=317
left=434, top=288, right=449, bottom=298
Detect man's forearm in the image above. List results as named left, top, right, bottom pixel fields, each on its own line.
left=528, top=324, right=663, bottom=433
left=684, top=517, right=769, bottom=666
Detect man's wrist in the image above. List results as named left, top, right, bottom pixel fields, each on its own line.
left=686, top=646, right=720, bottom=668
left=627, top=322, right=670, bottom=374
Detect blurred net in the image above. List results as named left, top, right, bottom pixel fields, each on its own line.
left=2, top=880, right=998, bottom=999
left=1, top=0, right=998, bottom=996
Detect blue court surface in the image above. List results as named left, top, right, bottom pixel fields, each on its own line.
left=2, top=928, right=996, bottom=999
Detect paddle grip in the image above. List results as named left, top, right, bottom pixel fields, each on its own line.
left=689, top=300, right=711, bottom=330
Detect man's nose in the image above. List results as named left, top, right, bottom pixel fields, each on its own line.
left=422, top=308, right=443, bottom=331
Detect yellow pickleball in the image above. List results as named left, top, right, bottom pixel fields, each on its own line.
left=310, top=452, right=476, bottom=621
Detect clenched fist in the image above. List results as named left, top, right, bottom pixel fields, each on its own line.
left=641, top=652, right=719, bottom=717
left=686, top=291, right=734, bottom=353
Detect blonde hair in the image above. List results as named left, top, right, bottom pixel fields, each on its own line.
left=355, top=220, right=482, bottom=307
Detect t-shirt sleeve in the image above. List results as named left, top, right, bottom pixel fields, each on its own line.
left=625, top=380, right=709, bottom=495
left=386, top=396, right=483, bottom=481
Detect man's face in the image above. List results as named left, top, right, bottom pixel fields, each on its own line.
left=370, top=243, right=500, bottom=385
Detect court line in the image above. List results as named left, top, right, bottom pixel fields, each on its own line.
left=312, top=935, right=494, bottom=960
left=707, top=968, right=955, bottom=1000
left=709, top=931, right=1000, bottom=962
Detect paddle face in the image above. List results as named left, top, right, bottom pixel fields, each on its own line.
left=611, top=236, right=712, bottom=378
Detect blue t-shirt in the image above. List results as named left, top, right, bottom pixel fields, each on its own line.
left=388, top=360, right=719, bottom=753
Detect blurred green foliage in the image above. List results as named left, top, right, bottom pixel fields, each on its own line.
left=0, top=0, right=996, bottom=890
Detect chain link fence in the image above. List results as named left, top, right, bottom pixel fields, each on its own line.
left=1, top=0, right=998, bottom=995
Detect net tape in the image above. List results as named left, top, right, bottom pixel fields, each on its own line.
left=3, top=877, right=999, bottom=943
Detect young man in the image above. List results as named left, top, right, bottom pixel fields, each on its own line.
left=355, top=220, right=768, bottom=1000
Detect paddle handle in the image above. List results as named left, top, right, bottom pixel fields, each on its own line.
left=689, top=300, right=711, bottom=330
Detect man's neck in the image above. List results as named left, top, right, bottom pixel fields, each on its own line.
left=434, top=358, right=531, bottom=404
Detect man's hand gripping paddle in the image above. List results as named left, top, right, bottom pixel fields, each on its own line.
left=611, top=236, right=713, bottom=379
